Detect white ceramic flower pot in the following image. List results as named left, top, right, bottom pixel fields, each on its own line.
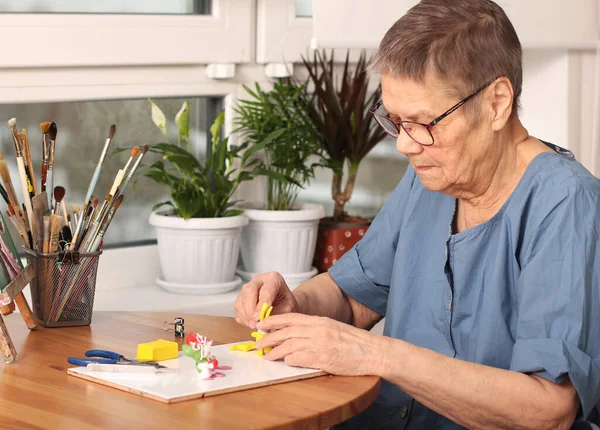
left=149, top=210, right=248, bottom=295
left=238, top=202, right=325, bottom=275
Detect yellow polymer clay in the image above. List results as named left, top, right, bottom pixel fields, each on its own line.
left=232, top=302, right=273, bottom=356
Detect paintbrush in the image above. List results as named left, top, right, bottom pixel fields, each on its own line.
left=83, top=124, right=116, bottom=205
left=19, top=204, right=33, bottom=249
left=77, top=198, right=98, bottom=249
left=7, top=119, right=35, bottom=236
left=79, top=169, right=125, bottom=252
left=89, top=195, right=123, bottom=252
left=0, top=154, right=19, bottom=209
left=42, top=213, right=50, bottom=254
left=53, top=186, right=65, bottom=216
left=40, top=122, right=52, bottom=193
left=61, top=201, right=69, bottom=231
left=0, top=184, right=22, bottom=243
left=70, top=204, right=79, bottom=232
left=15, top=130, right=35, bottom=200
left=114, top=145, right=148, bottom=201
left=61, top=224, right=73, bottom=248
left=122, top=146, right=139, bottom=176
left=5, top=210, right=27, bottom=247
left=21, top=129, right=37, bottom=196
left=69, top=203, right=93, bottom=252
left=48, top=214, right=62, bottom=253
left=47, top=122, right=57, bottom=210
left=0, top=153, right=31, bottom=248
left=32, top=193, right=48, bottom=253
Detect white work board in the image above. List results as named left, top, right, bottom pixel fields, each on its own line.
left=67, top=342, right=326, bottom=403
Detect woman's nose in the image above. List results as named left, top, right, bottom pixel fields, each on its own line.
left=396, top=130, right=424, bottom=156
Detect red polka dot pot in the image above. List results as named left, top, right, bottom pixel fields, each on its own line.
left=313, top=217, right=371, bottom=273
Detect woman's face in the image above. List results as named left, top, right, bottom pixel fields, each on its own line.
left=381, top=73, right=494, bottom=195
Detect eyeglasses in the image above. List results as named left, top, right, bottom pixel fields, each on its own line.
left=370, top=79, right=496, bottom=146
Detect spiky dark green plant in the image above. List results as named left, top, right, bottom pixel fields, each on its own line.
left=301, top=50, right=387, bottom=220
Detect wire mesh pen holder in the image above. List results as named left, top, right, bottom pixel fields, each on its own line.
left=24, top=248, right=102, bottom=328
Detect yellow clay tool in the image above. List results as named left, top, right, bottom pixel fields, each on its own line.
left=137, top=339, right=178, bottom=362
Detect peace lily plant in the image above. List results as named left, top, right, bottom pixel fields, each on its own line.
left=143, top=99, right=284, bottom=294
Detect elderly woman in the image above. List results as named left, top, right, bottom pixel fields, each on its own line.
left=234, top=0, right=600, bottom=428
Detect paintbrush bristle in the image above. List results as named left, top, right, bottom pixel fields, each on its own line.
left=70, top=204, right=79, bottom=213
left=49, top=122, right=57, bottom=140
left=0, top=160, right=11, bottom=183
left=93, top=198, right=99, bottom=208
left=7, top=118, right=16, bottom=129
left=131, top=146, right=140, bottom=158
left=109, top=124, right=116, bottom=139
left=40, top=122, right=52, bottom=134
left=0, top=153, right=3, bottom=161
left=53, top=186, right=65, bottom=203
left=142, top=145, right=149, bottom=154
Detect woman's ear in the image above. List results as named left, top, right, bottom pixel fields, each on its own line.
left=488, top=77, right=514, bottom=131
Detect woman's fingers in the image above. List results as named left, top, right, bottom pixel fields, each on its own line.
left=265, top=337, right=313, bottom=362
left=234, top=271, right=292, bottom=328
left=235, top=279, right=261, bottom=328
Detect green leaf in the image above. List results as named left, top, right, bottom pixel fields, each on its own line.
left=148, top=98, right=168, bottom=137
left=210, top=111, right=225, bottom=154
left=241, top=128, right=286, bottom=164
left=151, top=201, right=174, bottom=212
left=224, top=209, right=244, bottom=217
left=175, top=101, right=190, bottom=141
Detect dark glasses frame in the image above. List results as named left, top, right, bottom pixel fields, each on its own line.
left=369, top=79, right=496, bottom=146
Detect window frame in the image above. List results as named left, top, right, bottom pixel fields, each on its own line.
left=256, top=0, right=313, bottom=64
left=0, top=0, right=252, bottom=70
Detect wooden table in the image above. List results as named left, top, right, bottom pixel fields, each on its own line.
left=1, top=311, right=380, bottom=429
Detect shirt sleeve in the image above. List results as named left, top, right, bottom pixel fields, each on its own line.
left=328, top=166, right=416, bottom=316
left=510, top=181, right=600, bottom=419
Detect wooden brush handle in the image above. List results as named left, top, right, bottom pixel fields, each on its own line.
left=23, top=164, right=36, bottom=199
left=16, top=158, right=34, bottom=237
left=40, top=164, right=47, bottom=192
left=13, top=293, right=36, bottom=329
left=0, top=302, right=15, bottom=316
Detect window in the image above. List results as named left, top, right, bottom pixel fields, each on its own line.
left=0, top=0, right=211, bottom=14
left=295, top=0, right=312, bottom=17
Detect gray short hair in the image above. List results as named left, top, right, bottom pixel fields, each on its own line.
left=371, top=0, right=522, bottom=119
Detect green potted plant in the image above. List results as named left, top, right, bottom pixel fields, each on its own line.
left=234, top=80, right=325, bottom=286
left=141, top=100, right=283, bottom=294
left=300, top=50, right=388, bottom=272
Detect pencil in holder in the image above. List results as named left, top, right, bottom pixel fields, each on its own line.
left=24, top=247, right=102, bottom=327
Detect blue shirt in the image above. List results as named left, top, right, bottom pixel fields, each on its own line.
left=329, top=145, right=600, bottom=429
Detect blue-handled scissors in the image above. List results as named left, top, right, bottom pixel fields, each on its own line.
left=67, top=349, right=135, bottom=367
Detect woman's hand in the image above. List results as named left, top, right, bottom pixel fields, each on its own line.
left=255, top=313, right=384, bottom=376
left=234, top=271, right=300, bottom=329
